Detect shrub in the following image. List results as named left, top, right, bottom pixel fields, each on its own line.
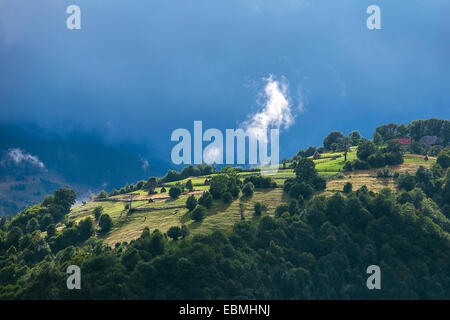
left=357, top=139, right=377, bottom=161
left=186, top=180, right=194, bottom=192
left=228, top=180, right=240, bottom=198
left=343, top=161, right=353, bottom=171
left=385, top=151, right=403, bottom=165
left=437, top=149, right=450, bottom=168
left=167, top=226, right=182, bottom=241
left=198, top=191, right=213, bottom=209
left=169, top=186, right=182, bottom=199
left=222, top=192, right=233, bottom=204
left=275, top=204, right=289, bottom=217
left=243, top=176, right=277, bottom=188
left=352, top=159, right=370, bottom=170
left=397, top=172, right=416, bottom=191
left=185, top=195, right=197, bottom=211
left=288, top=200, right=299, bottom=216
left=254, top=202, right=267, bottom=217
left=297, top=194, right=305, bottom=208
left=397, top=191, right=413, bottom=204
left=288, top=182, right=313, bottom=200
left=312, top=176, right=327, bottom=191
left=376, top=167, right=392, bottom=178
left=96, top=190, right=108, bottom=200
left=368, top=152, right=386, bottom=168
left=343, top=182, right=352, bottom=194
left=98, top=214, right=113, bottom=233
left=46, top=224, right=57, bottom=239
left=210, top=174, right=229, bottom=199
left=356, top=185, right=369, bottom=195
left=334, top=172, right=345, bottom=179
left=191, top=206, right=206, bottom=222
left=242, top=182, right=255, bottom=197
left=181, top=225, right=190, bottom=239
left=93, top=206, right=103, bottom=221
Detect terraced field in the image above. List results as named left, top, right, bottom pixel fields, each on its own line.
left=68, top=151, right=435, bottom=246
left=327, top=155, right=436, bottom=193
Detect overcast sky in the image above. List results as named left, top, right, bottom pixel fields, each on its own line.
left=0, top=0, right=449, bottom=164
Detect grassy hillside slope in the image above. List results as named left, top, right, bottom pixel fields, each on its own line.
left=68, top=151, right=436, bottom=246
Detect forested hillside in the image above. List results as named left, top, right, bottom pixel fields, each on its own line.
left=0, top=118, right=449, bottom=299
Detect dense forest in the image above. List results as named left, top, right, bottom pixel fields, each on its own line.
left=0, top=118, right=449, bottom=299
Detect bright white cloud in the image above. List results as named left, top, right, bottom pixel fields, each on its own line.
left=203, top=145, right=222, bottom=164
left=1, top=148, right=46, bottom=170
left=242, top=75, right=296, bottom=143
left=140, top=157, right=149, bottom=171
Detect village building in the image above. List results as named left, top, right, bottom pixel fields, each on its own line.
left=419, top=136, right=439, bottom=145
left=395, top=138, right=412, bottom=149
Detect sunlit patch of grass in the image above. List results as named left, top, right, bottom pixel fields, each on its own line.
left=403, top=154, right=436, bottom=165
left=186, top=188, right=288, bottom=237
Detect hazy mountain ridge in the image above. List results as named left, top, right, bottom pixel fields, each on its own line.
left=0, top=123, right=168, bottom=215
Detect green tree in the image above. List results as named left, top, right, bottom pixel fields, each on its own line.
left=343, top=182, right=352, bottom=194
left=167, top=226, right=182, bottom=241
left=146, top=177, right=158, bottom=194
left=222, top=192, right=233, bottom=204
left=149, top=230, right=166, bottom=256
left=26, top=218, right=40, bottom=233
left=93, top=206, right=103, bottom=221
left=40, top=214, right=53, bottom=230
left=289, top=182, right=313, bottom=199
left=323, top=131, right=344, bottom=150
left=186, top=180, right=194, bottom=192
left=349, top=131, right=361, bottom=146
left=254, top=202, right=267, bottom=217
left=96, top=190, right=108, bottom=200
left=191, top=206, right=206, bottom=222
left=169, top=186, right=182, bottom=199
left=294, top=158, right=317, bottom=183
left=368, top=151, right=386, bottom=168
left=289, top=200, right=299, bottom=216
left=99, top=214, right=113, bottom=233
left=181, top=225, right=190, bottom=239
left=77, top=217, right=94, bottom=240
left=42, top=195, right=54, bottom=207
left=357, top=139, right=377, bottom=161
left=198, top=191, right=213, bottom=209
left=275, top=204, right=289, bottom=217
left=437, top=149, right=450, bottom=168
left=397, top=172, right=416, bottom=191
left=210, top=174, right=229, bottom=199
left=54, top=188, right=77, bottom=212
left=186, top=195, right=197, bottom=211
left=242, top=182, right=255, bottom=197
left=46, top=224, right=57, bottom=239
left=337, top=137, right=351, bottom=161
left=373, top=132, right=384, bottom=146
left=6, top=227, right=22, bottom=248
left=281, top=158, right=288, bottom=169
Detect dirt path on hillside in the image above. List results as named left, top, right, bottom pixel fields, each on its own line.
left=348, top=162, right=431, bottom=176
left=403, top=154, right=436, bottom=160
left=104, top=190, right=204, bottom=202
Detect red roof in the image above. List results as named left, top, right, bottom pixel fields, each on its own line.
left=396, top=138, right=411, bottom=145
